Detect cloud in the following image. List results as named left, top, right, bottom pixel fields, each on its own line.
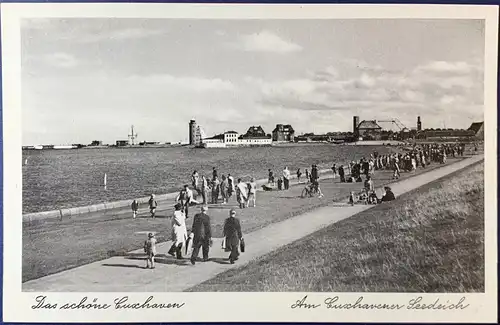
left=236, top=31, right=302, bottom=53
left=128, top=74, right=236, bottom=92
left=415, top=61, right=478, bottom=74
left=44, top=52, right=79, bottom=68
left=244, top=58, right=484, bottom=127
left=77, top=28, right=165, bottom=43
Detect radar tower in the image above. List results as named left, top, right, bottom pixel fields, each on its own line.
left=128, top=125, right=138, bottom=145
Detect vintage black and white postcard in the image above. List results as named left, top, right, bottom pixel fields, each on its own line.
left=1, top=2, right=498, bottom=323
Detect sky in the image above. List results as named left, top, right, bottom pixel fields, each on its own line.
left=21, top=18, right=485, bottom=145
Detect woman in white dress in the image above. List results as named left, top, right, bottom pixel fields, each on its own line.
left=168, top=203, right=188, bottom=259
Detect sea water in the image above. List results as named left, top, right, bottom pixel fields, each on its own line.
left=22, top=144, right=397, bottom=214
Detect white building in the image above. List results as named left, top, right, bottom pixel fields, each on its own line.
left=202, top=128, right=272, bottom=148
left=223, top=131, right=240, bottom=145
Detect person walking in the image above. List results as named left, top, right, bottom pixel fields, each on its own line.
left=331, top=164, right=337, bottom=179
left=282, top=166, right=291, bottom=190
left=192, top=170, right=200, bottom=198
left=227, top=174, right=235, bottom=199
left=168, top=203, right=187, bottom=259
left=247, top=177, right=257, bottom=207
left=211, top=176, right=220, bottom=204
left=236, top=178, right=248, bottom=209
left=201, top=175, right=209, bottom=205
left=220, top=175, right=229, bottom=204
left=364, top=175, right=374, bottom=204
left=223, top=209, right=243, bottom=264
left=296, top=168, right=302, bottom=183
left=212, top=167, right=218, bottom=181
left=268, top=169, right=275, bottom=185
left=339, top=165, right=346, bottom=183
left=305, top=169, right=310, bottom=183
left=392, top=158, right=400, bottom=180
left=176, top=184, right=194, bottom=218
left=277, top=177, right=283, bottom=190
left=148, top=194, right=157, bottom=218
left=190, top=206, right=212, bottom=265
left=131, top=199, right=139, bottom=219
left=311, top=164, right=319, bottom=184
left=143, top=233, right=157, bottom=269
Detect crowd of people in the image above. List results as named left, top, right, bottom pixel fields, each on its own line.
left=185, top=168, right=258, bottom=210
left=138, top=141, right=470, bottom=268
left=338, top=142, right=465, bottom=204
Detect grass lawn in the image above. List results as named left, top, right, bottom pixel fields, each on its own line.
left=189, top=162, right=484, bottom=292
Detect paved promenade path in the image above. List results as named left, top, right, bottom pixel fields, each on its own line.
left=23, top=154, right=483, bottom=292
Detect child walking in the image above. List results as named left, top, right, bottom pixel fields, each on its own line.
left=247, top=177, right=257, bottom=207
left=131, top=199, right=139, bottom=219
left=144, top=233, right=157, bottom=269
left=148, top=194, right=158, bottom=218
left=348, top=191, right=355, bottom=206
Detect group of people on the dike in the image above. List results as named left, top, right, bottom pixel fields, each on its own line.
left=267, top=164, right=324, bottom=198
left=187, top=168, right=258, bottom=210
left=138, top=141, right=469, bottom=268
left=338, top=143, right=463, bottom=205
left=143, top=205, right=243, bottom=268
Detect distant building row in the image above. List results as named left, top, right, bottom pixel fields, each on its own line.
left=352, top=116, right=483, bottom=141
left=188, top=121, right=296, bottom=148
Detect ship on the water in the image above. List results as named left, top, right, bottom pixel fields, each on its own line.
left=23, top=144, right=78, bottom=150
left=53, top=145, right=78, bottom=150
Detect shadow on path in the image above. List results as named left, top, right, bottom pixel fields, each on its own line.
left=102, top=263, right=145, bottom=269
left=209, top=257, right=231, bottom=265
left=107, top=251, right=146, bottom=258
left=154, top=257, right=190, bottom=266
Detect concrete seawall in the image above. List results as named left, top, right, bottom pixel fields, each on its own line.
left=22, top=166, right=333, bottom=224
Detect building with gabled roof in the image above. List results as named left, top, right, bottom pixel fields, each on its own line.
left=468, top=122, right=484, bottom=139
left=244, top=125, right=267, bottom=137
left=272, top=124, right=295, bottom=142
left=356, top=120, right=382, bottom=139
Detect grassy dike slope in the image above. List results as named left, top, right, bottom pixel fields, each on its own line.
left=190, top=162, right=484, bottom=292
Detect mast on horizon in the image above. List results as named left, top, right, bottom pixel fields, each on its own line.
left=128, top=125, right=138, bottom=145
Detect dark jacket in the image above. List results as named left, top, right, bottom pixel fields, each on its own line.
left=381, top=190, right=396, bottom=202
left=191, top=212, right=212, bottom=241
left=311, top=167, right=318, bottom=181
left=223, top=216, right=242, bottom=247
left=148, top=198, right=157, bottom=208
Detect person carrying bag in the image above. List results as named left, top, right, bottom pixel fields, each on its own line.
left=223, top=209, right=243, bottom=264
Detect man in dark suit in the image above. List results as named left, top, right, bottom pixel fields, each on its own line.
left=190, top=206, right=212, bottom=265
left=223, top=209, right=243, bottom=264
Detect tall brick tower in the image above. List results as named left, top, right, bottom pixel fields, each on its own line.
left=189, top=120, right=197, bottom=145
left=353, top=116, right=360, bottom=137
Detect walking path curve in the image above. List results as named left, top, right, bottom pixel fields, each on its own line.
left=23, top=154, right=484, bottom=292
